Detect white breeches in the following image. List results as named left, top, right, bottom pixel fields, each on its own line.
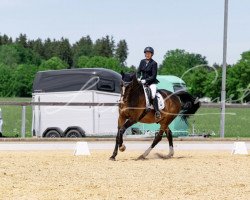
left=149, top=84, right=157, bottom=99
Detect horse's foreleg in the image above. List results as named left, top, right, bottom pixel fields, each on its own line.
left=118, top=119, right=135, bottom=152
left=110, top=129, right=125, bottom=160
left=110, top=116, right=126, bottom=160
left=138, top=129, right=164, bottom=159
left=165, top=128, right=174, bottom=158
left=109, top=131, right=120, bottom=161
left=110, top=118, right=135, bottom=160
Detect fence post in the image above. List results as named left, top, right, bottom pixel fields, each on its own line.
left=21, top=106, right=26, bottom=138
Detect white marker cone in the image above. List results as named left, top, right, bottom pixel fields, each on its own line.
left=232, top=142, right=248, bottom=155
left=74, top=142, right=90, bottom=156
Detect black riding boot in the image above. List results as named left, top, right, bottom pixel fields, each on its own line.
left=153, top=97, right=161, bottom=119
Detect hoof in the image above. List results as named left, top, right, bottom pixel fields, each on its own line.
left=155, top=153, right=172, bottom=159
left=119, top=144, right=126, bottom=152
left=109, top=157, right=116, bottom=161
left=136, top=155, right=146, bottom=160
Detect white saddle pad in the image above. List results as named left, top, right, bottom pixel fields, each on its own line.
left=143, top=86, right=165, bottom=110
left=149, top=92, right=165, bottom=110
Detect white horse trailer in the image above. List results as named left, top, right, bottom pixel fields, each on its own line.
left=31, top=68, right=121, bottom=138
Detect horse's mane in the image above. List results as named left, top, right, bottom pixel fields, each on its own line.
left=125, top=77, right=144, bottom=108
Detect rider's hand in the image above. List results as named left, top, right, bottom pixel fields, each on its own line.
left=141, top=79, right=146, bottom=84
left=137, top=78, right=141, bottom=82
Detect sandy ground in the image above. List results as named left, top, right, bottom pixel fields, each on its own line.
left=0, top=150, right=249, bottom=200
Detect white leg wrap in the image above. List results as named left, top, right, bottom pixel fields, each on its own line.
left=168, top=146, right=174, bottom=157
left=142, top=147, right=153, bottom=158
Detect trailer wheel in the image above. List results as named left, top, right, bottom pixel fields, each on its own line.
left=45, top=130, right=61, bottom=138
left=65, top=129, right=82, bottom=138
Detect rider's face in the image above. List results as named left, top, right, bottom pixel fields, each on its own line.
left=145, top=52, right=153, bottom=60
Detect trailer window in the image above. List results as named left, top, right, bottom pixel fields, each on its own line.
left=97, top=79, right=115, bottom=92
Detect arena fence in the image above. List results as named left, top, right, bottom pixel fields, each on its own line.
left=0, top=101, right=249, bottom=138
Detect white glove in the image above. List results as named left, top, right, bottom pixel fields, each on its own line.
left=141, top=79, right=146, bottom=84
left=137, top=78, right=141, bottom=82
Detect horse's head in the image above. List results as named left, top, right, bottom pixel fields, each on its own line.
left=120, top=71, right=141, bottom=105
left=120, top=71, right=137, bottom=87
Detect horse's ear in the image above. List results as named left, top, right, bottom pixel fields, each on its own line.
left=120, top=70, right=124, bottom=78
left=132, top=72, right=137, bottom=81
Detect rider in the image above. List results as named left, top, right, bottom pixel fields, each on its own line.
left=137, top=47, right=161, bottom=119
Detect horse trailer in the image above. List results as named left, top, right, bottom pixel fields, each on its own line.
left=31, top=68, right=121, bottom=138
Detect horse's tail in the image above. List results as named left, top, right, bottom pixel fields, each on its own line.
left=175, top=91, right=200, bottom=123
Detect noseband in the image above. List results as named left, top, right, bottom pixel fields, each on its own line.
left=121, top=80, right=132, bottom=87
left=120, top=80, right=133, bottom=103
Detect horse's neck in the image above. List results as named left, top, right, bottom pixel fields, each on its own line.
left=127, top=83, right=145, bottom=107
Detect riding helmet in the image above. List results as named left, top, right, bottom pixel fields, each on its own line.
left=144, top=47, right=154, bottom=55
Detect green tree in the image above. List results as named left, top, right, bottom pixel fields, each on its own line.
left=227, top=51, right=250, bottom=102
left=0, top=34, right=13, bottom=45
left=12, top=64, right=38, bottom=97
left=43, top=38, right=55, bottom=59
left=15, top=33, right=28, bottom=48
left=15, top=44, right=42, bottom=66
left=93, top=35, right=115, bottom=57
left=0, top=44, right=42, bottom=67
left=0, top=45, right=20, bottom=67
left=159, top=49, right=208, bottom=78
left=77, top=56, right=128, bottom=73
left=28, top=38, right=45, bottom=58
left=84, top=56, right=107, bottom=68
left=72, top=36, right=93, bottom=65
left=77, top=56, right=90, bottom=68
left=203, top=68, right=222, bottom=101
left=104, top=57, right=121, bottom=71
left=0, top=64, right=13, bottom=96
left=39, top=57, right=68, bottom=71
left=57, top=38, right=73, bottom=66
left=115, top=40, right=128, bottom=65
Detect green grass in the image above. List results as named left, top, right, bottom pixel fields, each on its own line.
left=188, top=107, right=250, bottom=138
left=0, top=97, right=32, bottom=137
left=0, top=97, right=250, bottom=138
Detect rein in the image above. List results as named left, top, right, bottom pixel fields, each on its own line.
left=121, top=79, right=149, bottom=121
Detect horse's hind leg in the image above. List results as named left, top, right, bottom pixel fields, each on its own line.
left=165, top=128, right=174, bottom=158
left=138, top=128, right=164, bottom=160
left=154, top=128, right=174, bottom=159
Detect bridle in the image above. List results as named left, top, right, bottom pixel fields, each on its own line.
left=120, top=80, right=132, bottom=103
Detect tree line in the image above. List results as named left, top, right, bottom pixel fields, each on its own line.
left=0, top=33, right=131, bottom=97
left=159, top=49, right=250, bottom=102
left=0, top=33, right=249, bottom=102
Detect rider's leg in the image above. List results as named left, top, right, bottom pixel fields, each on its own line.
left=150, top=84, right=161, bottom=119
left=150, top=84, right=157, bottom=99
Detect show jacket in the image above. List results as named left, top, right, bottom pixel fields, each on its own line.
left=137, top=59, right=159, bottom=85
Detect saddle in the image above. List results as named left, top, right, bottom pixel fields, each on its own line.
left=143, top=86, right=165, bottom=110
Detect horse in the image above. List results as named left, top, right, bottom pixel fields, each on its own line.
left=109, top=72, right=200, bottom=161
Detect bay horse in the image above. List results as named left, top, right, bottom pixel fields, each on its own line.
left=110, top=72, right=200, bottom=161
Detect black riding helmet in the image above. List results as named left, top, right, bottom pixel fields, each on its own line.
left=144, top=47, right=154, bottom=55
